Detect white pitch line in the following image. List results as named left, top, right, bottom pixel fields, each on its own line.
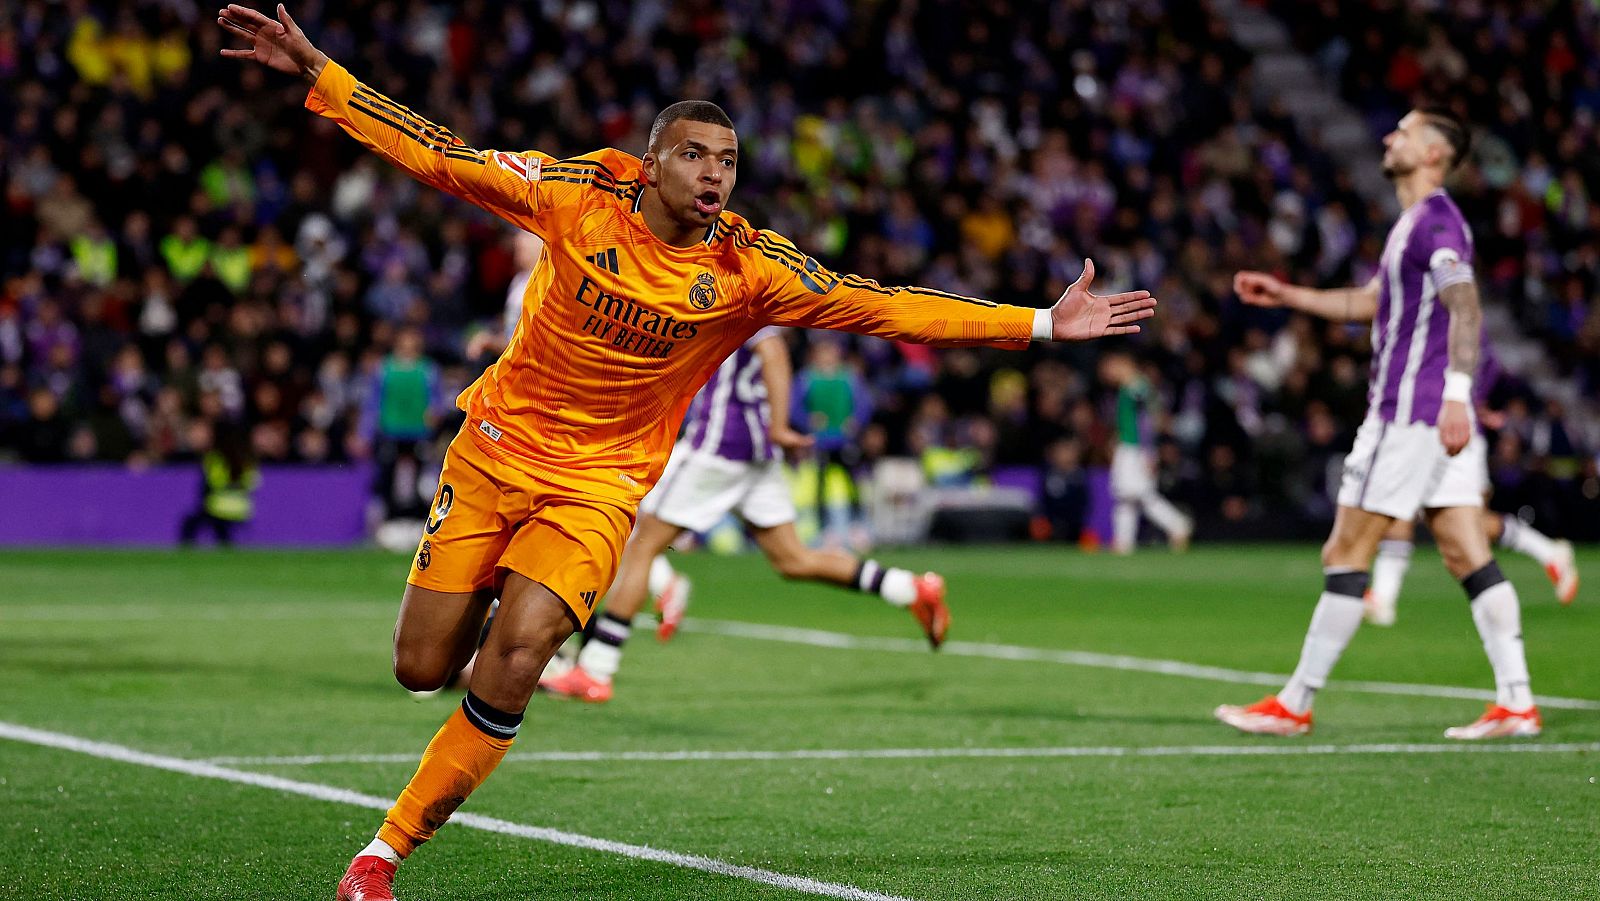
left=678, top=618, right=1600, bottom=712
left=0, top=721, right=912, bottom=901
left=203, top=741, right=1600, bottom=767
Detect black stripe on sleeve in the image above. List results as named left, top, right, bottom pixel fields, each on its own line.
left=900, top=286, right=999, bottom=308
left=347, top=99, right=486, bottom=165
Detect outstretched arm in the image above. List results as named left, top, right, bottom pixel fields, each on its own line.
left=1235, top=270, right=1379, bottom=322
left=750, top=234, right=1155, bottom=348
left=218, top=4, right=547, bottom=231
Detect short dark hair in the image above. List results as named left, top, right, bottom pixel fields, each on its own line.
left=1418, top=106, right=1471, bottom=171
left=647, top=101, right=734, bottom=153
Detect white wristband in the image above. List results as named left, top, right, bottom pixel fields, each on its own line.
left=1032, top=308, right=1053, bottom=342
left=1443, top=371, right=1472, bottom=404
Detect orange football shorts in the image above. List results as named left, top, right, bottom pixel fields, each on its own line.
left=406, top=423, right=634, bottom=626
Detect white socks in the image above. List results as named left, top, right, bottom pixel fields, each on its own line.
left=1498, top=515, right=1559, bottom=567
left=1112, top=501, right=1139, bottom=553
left=856, top=560, right=917, bottom=607
left=1369, top=539, right=1414, bottom=608
left=1113, top=496, right=1190, bottom=552
left=1279, top=569, right=1369, bottom=715
left=359, top=837, right=401, bottom=864
left=578, top=613, right=631, bottom=680
left=1464, top=562, right=1535, bottom=711
left=1143, top=494, right=1192, bottom=541
left=648, top=554, right=675, bottom=597
left=1278, top=559, right=1536, bottom=716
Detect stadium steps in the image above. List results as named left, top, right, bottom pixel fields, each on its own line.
left=1210, top=0, right=1397, bottom=216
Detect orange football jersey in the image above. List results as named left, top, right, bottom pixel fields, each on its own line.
left=307, top=61, right=1036, bottom=505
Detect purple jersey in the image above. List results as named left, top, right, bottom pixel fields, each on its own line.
left=680, top=326, right=784, bottom=463
left=1368, top=190, right=1475, bottom=426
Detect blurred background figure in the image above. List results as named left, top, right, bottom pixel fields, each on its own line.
left=365, top=327, right=440, bottom=523
left=1100, top=350, right=1192, bottom=553
left=794, top=338, right=870, bottom=547
left=179, top=421, right=258, bottom=546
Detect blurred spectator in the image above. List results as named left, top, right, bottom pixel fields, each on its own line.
left=1039, top=438, right=1089, bottom=542
left=795, top=338, right=870, bottom=536
left=366, top=327, right=440, bottom=520
left=18, top=387, right=71, bottom=463
left=179, top=421, right=260, bottom=546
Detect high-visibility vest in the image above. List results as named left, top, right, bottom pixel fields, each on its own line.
left=202, top=452, right=260, bottom=522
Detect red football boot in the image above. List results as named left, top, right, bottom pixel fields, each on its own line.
left=654, top=572, right=692, bottom=642
left=908, top=572, right=950, bottom=649
left=336, top=855, right=397, bottom=901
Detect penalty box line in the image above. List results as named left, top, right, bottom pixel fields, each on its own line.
left=0, top=721, right=913, bottom=901
left=675, top=618, right=1600, bottom=712
left=205, top=741, right=1600, bottom=767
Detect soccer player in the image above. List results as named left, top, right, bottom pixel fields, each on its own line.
left=1098, top=350, right=1192, bottom=554
left=1363, top=341, right=1578, bottom=624
left=1216, top=107, right=1541, bottom=740
left=540, top=327, right=949, bottom=704
left=215, top=7, right=1156, bottom=899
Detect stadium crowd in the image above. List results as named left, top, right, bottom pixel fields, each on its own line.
left=1, top=0, right=1596, bottom=539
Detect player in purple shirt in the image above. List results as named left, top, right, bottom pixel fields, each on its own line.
left=540, top=328, right=949, bottom=703
left=1365, top=333, right=1579, bottom=625
left=1217, top=107, right=1543, bottom=740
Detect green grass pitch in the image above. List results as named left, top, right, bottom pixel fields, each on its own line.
left=2, top=545, right=1597, bottom=900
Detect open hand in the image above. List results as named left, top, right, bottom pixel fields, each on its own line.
left=218, top=4, right=327, bottom=82
left=1051, top=259, right=1157, bottom=341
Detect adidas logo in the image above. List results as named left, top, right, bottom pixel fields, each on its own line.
left=579, top=590, right=598, bottom=609
left=584, top=248, right=620, bottom=274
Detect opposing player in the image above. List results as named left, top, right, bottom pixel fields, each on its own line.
left=1099, top=350, right=1191, bottom=554
left=1363, top=341, right=1578, bottom=624
left=1215, top=107, right=1540, bottom=740
left=540, top=327, right=948, bottom=704
left=215, top=7, right=1156, bottom=899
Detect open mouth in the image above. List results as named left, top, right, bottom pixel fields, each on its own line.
left=693, top=192, right=722, bottom=215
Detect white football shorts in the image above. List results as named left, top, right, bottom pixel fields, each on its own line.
left=1336, top=415, right=1487, bottom=520
left=1110, top=444, right=1157, bottom=501
left=639, top=444, right=796, bottom=533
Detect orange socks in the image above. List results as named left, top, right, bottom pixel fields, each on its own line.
left=376, top=693, right=523, bottom=857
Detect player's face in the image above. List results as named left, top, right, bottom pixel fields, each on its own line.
left=646, top=121, right=739, bottom=228
left=1381, top=112, right=1438, bottom=179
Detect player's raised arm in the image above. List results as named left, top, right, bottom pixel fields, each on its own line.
left=217, top=4, right=547, bottom=232
left=749, top=234, right=1154, bottom=348
left=1235, top=270, right=1379, bottom=323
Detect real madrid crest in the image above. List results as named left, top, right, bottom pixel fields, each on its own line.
left=689, top=271, right=717, bottom=311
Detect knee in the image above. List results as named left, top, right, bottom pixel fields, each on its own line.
left=1435, top=542, right=1480, bottom=580
left=485, top=643, right=548, bottom=686
left=393, top=652, right=450, bottom=693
